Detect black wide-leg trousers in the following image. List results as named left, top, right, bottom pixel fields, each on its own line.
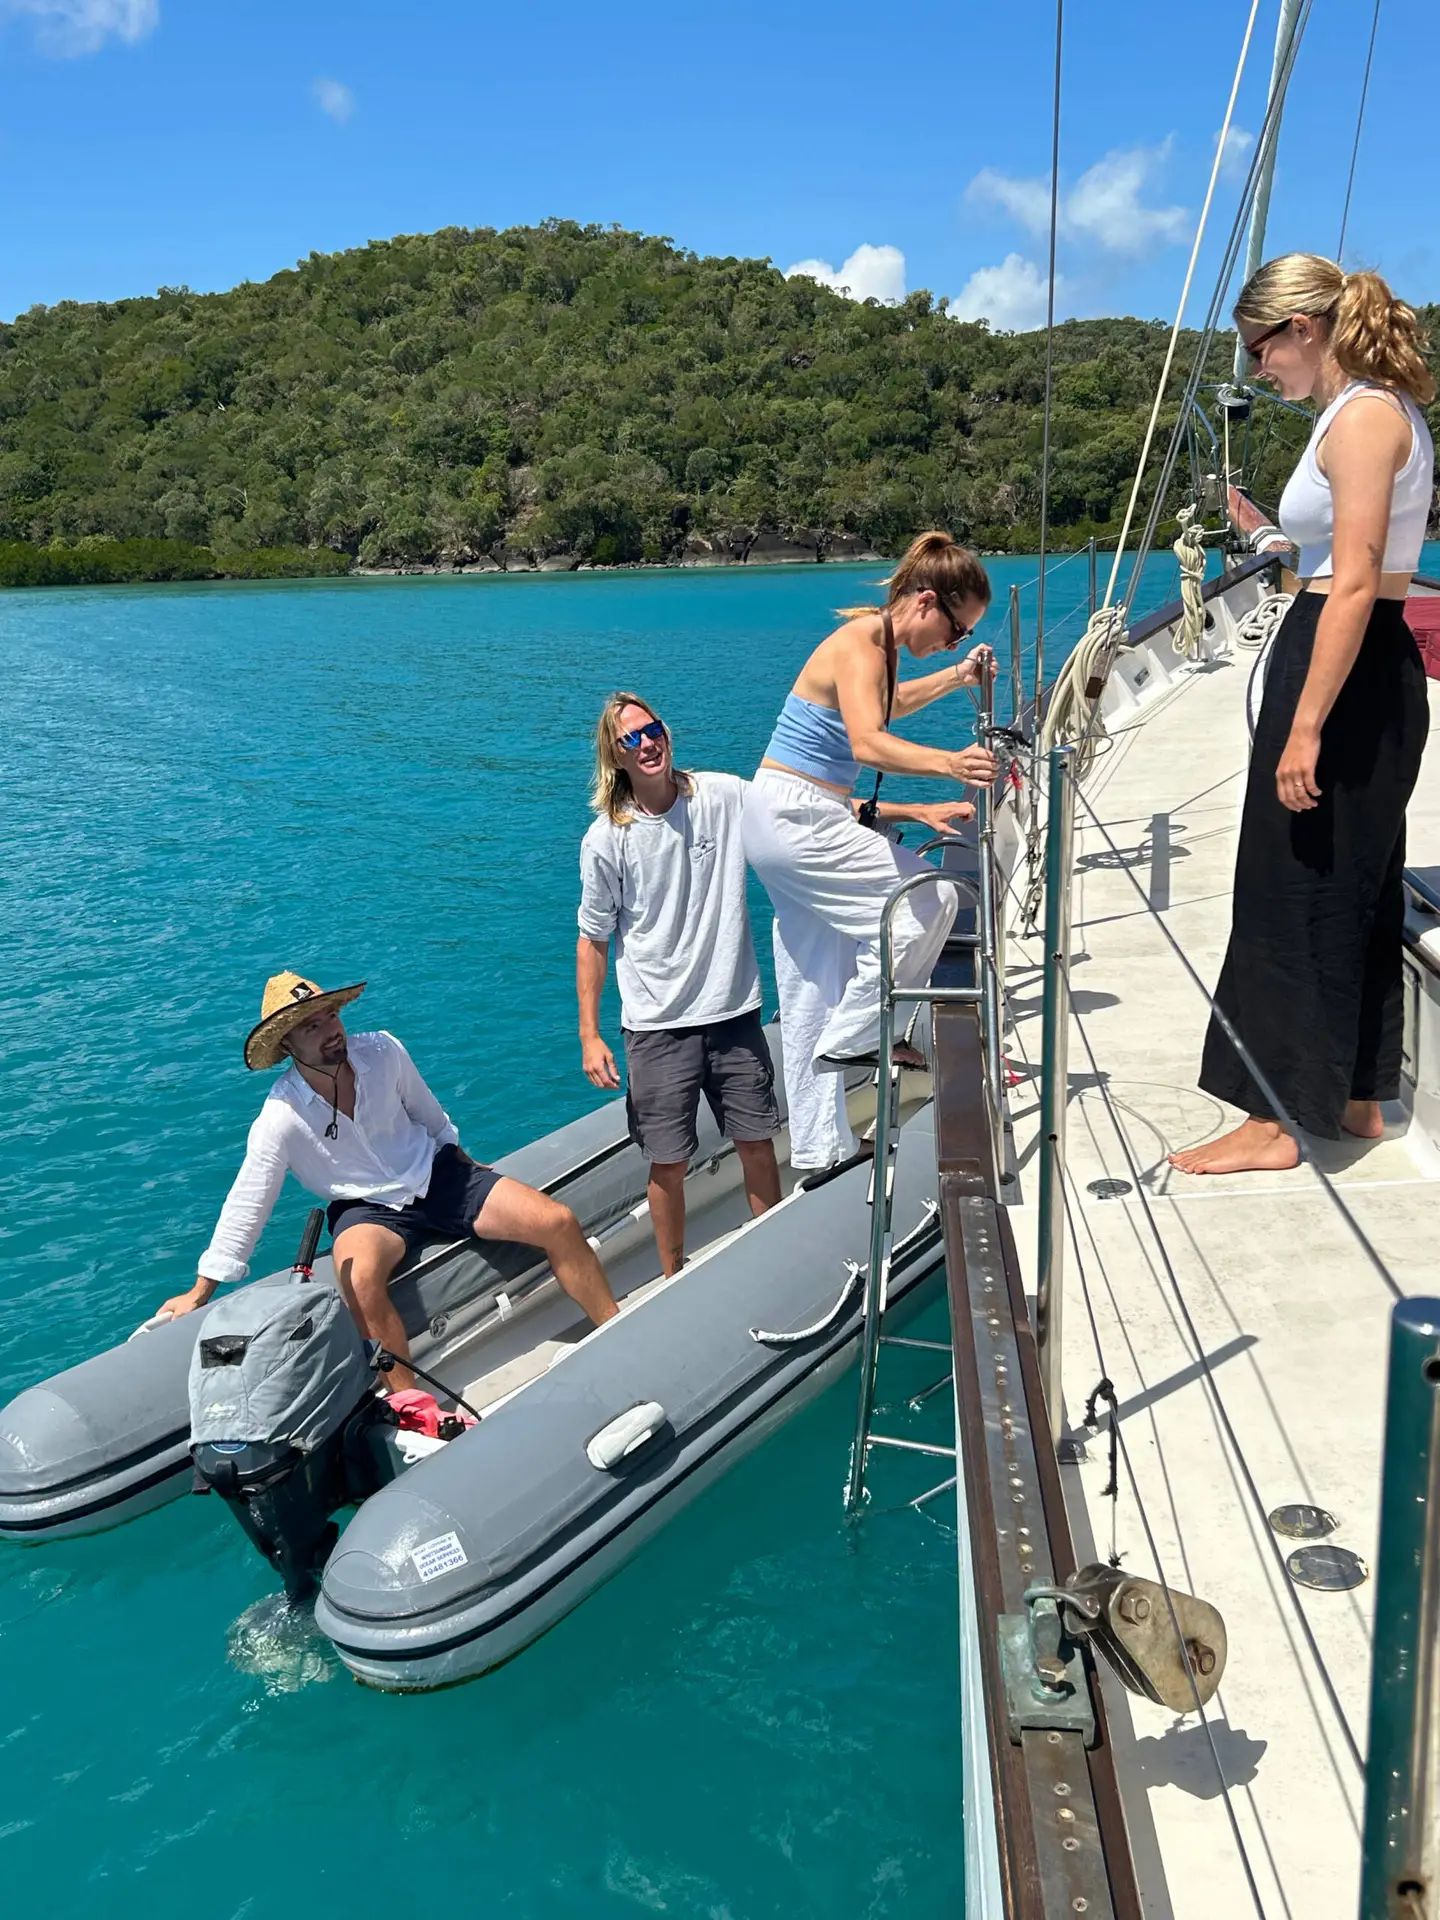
left=1199, top=592, right=1429, bottom=1139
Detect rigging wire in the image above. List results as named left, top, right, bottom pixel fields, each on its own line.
left=1030, top=0, right=1065, bottom=728
left=1337, top=0, right=1382, bottom=262
left=1097, top=0, right=1266, bottom=616
left=1116, top=0, right=1315, bottom=618
left=1058, top=1170, right=1272, bottom=1918
left=1049, top=0, right=1316, bottom=780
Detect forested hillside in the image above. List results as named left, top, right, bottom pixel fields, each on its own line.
left=2, top=220, right=1434, bottom=576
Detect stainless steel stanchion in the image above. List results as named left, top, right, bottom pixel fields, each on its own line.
left=975, top=669, right=1004, bottom=1126
left=1359, top=1298, right=1440, bottom=1919
left=1035, top=745, right=1076, bottom=1439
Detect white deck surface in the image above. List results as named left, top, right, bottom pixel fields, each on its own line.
left=1004, top=633, right=1440, bottom=1919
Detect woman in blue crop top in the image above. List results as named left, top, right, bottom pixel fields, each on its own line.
left=1170, top=254, right=1436, bottom=1176
left=743, top=531, right=999, bottom=1170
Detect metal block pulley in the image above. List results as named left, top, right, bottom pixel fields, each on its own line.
left=1064, top=1562, right=1228, bottom=1713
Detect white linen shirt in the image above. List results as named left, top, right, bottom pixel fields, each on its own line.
left=198, top=1030, right=459, bottom=1285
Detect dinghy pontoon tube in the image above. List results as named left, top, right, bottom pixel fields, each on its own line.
left=316, top=1102, right=944, bottom=1690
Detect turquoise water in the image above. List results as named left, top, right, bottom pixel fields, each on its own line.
left=0, top=550, right=1267, bottom=1914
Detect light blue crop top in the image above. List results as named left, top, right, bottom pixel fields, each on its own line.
left=764, top=694, right=861, bottom=789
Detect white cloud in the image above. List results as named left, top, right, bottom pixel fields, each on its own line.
left=313, top=76, right=357, bottom=124
left=966, top=143, right=1189, bottom=256
left=784, top=243, right=906, bottom=305
left=1214, top=124, right=1255, bottom=180
left=2, top=0, right=156, bottom=55
left=965, top=168, right=1054, bottom=237
left=948, top=254, right=1061, bottom=332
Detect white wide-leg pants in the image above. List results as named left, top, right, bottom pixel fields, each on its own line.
left=743, top=769, right=959, bottom=1169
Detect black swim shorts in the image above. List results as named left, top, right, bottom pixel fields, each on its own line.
left=622, top=1008, right=780, bottom=1165
left=327, top=1143, right=505, bottom=1253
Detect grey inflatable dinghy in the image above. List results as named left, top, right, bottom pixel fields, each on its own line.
left=0, top=1022, right=943, bottom=1688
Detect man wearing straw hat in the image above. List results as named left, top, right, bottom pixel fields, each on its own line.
left=155, top=972, right=619, bottom=1388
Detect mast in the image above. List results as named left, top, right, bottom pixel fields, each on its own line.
left=1232, top=0, right=1305, bottom=380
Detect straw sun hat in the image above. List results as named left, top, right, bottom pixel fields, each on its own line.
left=244, top=971, right=366, bottom=1071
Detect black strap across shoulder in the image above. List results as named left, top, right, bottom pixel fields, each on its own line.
left=857, top=610, right=898, bottom=830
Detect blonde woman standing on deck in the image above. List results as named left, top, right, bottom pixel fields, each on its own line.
left=743, top=532, right=998, bottom=1171
left=1171, top=255, right=1436, bottom=1175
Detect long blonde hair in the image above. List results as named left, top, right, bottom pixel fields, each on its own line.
left=838, top=529, right=993, bottom=621
left=590, top=691, right=694, bottom=825
left=1235, top=252, right=1436, bottom=405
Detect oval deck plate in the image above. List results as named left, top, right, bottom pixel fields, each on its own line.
left=1287, top=1544, right=1368, bottom=1591
left=1268, top=1503, right=1337, bottom=1540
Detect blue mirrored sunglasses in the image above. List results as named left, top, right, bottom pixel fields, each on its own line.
left=617, top=719, right=666, bottom=752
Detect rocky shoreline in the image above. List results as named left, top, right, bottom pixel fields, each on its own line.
left=354, top=530, right=887, bottom=577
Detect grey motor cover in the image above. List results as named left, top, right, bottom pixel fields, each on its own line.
left=188, top=1281, right=374, bottom=1452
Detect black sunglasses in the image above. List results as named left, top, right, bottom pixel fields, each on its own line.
left=1243, top=317, right=1291, bottom=366
left=617, top=719, right=666, bottom=752
left=929, top=593, right=973, bottom=647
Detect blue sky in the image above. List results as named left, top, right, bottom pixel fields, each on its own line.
left=1, top=0, right=1436, bottom=328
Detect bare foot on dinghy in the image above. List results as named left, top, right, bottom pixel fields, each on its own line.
left=1342, top=1099, right=1385, bottom=1139
left=1168, top=1117, right=1301, bottom=1175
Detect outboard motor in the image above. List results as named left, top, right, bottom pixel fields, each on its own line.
left=189, top=1230, right=390, bottom=1600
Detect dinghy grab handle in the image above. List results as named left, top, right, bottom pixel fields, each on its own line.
left=586, top=1402, right=669, bottom=1471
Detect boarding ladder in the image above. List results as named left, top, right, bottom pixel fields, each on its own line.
left=844, top=674, right=1008, bottom=1511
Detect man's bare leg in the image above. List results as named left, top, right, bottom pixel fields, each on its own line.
left=1343, top=1098, right=1385, bottom=1139
left=734, top=1137, right=781, bottom=1217
left=1168, top=1116, right=1300, bottom=1176
left=645, top=1161, right=687, bottom=1276
left=332, top=1222, right=414, bottom=1388
left=475, top=1177, right=619, bottom=1321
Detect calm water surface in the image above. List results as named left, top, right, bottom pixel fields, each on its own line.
left=0, top=551, right=1263, bottom=1915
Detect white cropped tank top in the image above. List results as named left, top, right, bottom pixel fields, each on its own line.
left=1278, top=379, right=1434, bottom=579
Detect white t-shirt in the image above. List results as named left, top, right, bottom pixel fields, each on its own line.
left=578, top=771, right=762, bottom=1032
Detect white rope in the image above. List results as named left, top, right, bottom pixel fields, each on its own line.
left=1234, top=587, right=1293, bottom=650
left=1039, top=604, right=1126, bottom=777
left=1172, top=504, right=1208, bottom=660
left=1037, top=0, right=1264, bottom=761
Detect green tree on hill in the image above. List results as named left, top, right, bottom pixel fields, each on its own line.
left=2, top=220, right=1434, bottom=579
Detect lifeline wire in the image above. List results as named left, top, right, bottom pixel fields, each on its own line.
left=1337, top=0, right=1382, bottom=262
left=1067, top=778, right=1404, bottom=1307
left=1061, top=964, right=1368, bottom=1773
left=1058, top=1169, right=1271, bottom=1919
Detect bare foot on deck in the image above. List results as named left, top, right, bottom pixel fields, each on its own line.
left=1342, top=1099, right=1385, bottom=1139
left=1168, top=1117, right=1300, bottom=1176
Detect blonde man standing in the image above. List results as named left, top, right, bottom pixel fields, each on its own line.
left=577, top=694, right=781, bottom=1276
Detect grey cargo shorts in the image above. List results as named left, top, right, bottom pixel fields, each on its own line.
left=622, top=1008, right=780, bottom=1164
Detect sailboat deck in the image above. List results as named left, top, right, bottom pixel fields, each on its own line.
left=1004, top=637, right=1440, bottom=1918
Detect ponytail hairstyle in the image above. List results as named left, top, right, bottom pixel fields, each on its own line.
left=590, top=690, right=693, bottom=825
left=1235, top=252, right=1436, bottom=405
left=838, top=530, right=993, bottom=623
